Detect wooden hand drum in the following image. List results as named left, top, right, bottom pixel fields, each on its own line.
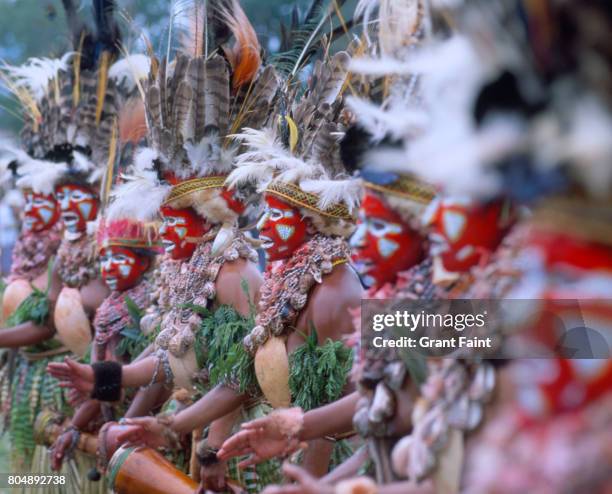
left=108, top=446, right=197, bottom=494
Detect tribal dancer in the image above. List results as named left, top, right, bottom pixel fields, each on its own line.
left=216, top=2, right=516, bottom=493
left=95, top=43, right=364, bottom=494
left=0, top=1, right=147, bottom=489
left=48, top=1, right=279, bottom=490
left=45, top=97, right=161, bottom=488
left=0, top=145, right=62, bottom=459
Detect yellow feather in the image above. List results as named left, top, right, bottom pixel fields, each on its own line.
left=101, top=118, right=118, bottom=210
left=95, top=51, right=111, bottom=126
left=278, top=115, right=299, bottom=153
left=73, top=32, right=86, bottom=108
left=286, top=116, right=299, bottom=153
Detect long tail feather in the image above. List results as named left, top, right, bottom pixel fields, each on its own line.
left=219, top=0, right=261, bottom=90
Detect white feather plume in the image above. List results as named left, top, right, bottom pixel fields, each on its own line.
left=1, top=53, right=73, bottom=101
left=349, top=56, right=413, bottom=77
left=547, top=97, right=612, bottom=198
left=130, top=147, right=156, bottom=172
left=3, top=189, right=24, bottom=208
left=228, top=128, right=309, bottom=189
left=301, top=177, right=362, bottom=213
left=406, top=115, right=526, bottom=199
left=346, top=95, right=427, bottom=141
left=72, top=151, right=96, bottom=174
left=15, top=158, right=67, bottom=195
left=109, top=54, right=151, bottom=91
left=108, top=148, right=167, bottom=221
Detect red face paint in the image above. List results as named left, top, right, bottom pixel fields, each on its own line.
left=55, top=184, right=99, bottom=234
left=424, top=197, right=512, bottom=273
left=159, top=206, right=209, bottom=260
left=99, top=246, right=150, bottom=291
left=351, top=192, right=425, bottom=288
left=220, top=187, right=246, bottom=215
left=23, top=191, right=60, bottom=233
left=257, top=195, right=308, bottom=262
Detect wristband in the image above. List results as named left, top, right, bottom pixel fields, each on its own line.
left=91, top=361, right=122, bottom=402
left=196, top=439, right=220, bottom=466
left=156, top=413, right=182, bottom=450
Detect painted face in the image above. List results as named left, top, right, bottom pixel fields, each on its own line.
left=55, top=184, right=99, bottom=234
left=220, top=187, right=246, bottom=215
left=99, top=246, right=150, bottom=291
left=351, top=193, right=425, bottom=288
left=159, top=206, right=208, bottom=260
left=257, top=195, right=308, bottom=262
left=424, top=197, right=512, bottom=273
left=23, top=191, right=60, bottom=233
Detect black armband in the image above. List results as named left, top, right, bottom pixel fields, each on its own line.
left=90, top=361, right=122, bottom=402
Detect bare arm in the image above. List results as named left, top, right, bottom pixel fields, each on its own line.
left=0, top=262, right=63, bottom=348
left=171, top=384, right=247, bottom=435
left=206, top=408, right=242, bottom=448
left=300, top=392, right=358, bottom=441
left=69, top=399, right=102, bottom=430
left=124, top=383, right=172, bottom=418
left=214, top=258, right=262, bottom=317
left=120, top=355, right=159, bottom=388
left=0, top=321, right=55, bottom=348
left=321, top=446, right=369, bottom=484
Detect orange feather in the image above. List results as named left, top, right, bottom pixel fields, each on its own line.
left=220, top=0, right=261, bottom=90
left=118, top=98, right=147, bottom=144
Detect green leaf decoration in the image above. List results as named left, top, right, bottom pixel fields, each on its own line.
left=288, top=325, right=353, bottom=411
left=115, top=296, right=158, bottom=360
left=193, top=304, right=256, bottom=394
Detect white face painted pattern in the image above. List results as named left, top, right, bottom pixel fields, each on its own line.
left=442, top=210, right=467, bottom=242
left=55, top=184, right=98, bottom=234
left=100, top=246, right=148, bottom=291
left=23, top=192, right=59, bottom=232
left=351, top=192, right=426, bottom=289
left=258, top=196, right=308, bottom=262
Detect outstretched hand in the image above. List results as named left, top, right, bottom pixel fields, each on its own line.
left=49, top=431, right=74, bottom=471
left=261, top=462, right=334, bottom=494
left=218, top=412, right=307, bottom=468
left=47, top=358, right=94, bottom=395
left=114, top=417, right=171, bottom=449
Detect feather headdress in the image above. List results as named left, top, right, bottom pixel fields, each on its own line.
left=97, top=98, right=160, bottom=254
left=228, top=51, right=361, bottom=238
left=0, top=1, right=147, bottom=195
left=140, top=0, right=280, bottom=227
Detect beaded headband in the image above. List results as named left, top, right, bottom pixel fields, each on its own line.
left=364, top=176, right=436, bottom=205
left=265, top=181, right=354, bottom=220
left=162, top=175, right=227, bottom=207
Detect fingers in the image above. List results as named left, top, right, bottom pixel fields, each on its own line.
left=241, top=417, right=270, bottom=430
left=218, top=430, right=255, bottom=460
left=122, top=417, right=152, bottom=427
left=281, top=463, right=314, bottom=485
left=237, top=453, right=264, bottom=469
left=65, top=358, right=81, bottom=370
left=219, top=445, right=253, bottom=462
left=115, top=426, right=143, bottom=444
left=46, top=363, right=71, bottom=378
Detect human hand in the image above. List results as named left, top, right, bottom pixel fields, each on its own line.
left=261, top=462, right=334, bottom=494
left=47, top=358, right=94, bottom=395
